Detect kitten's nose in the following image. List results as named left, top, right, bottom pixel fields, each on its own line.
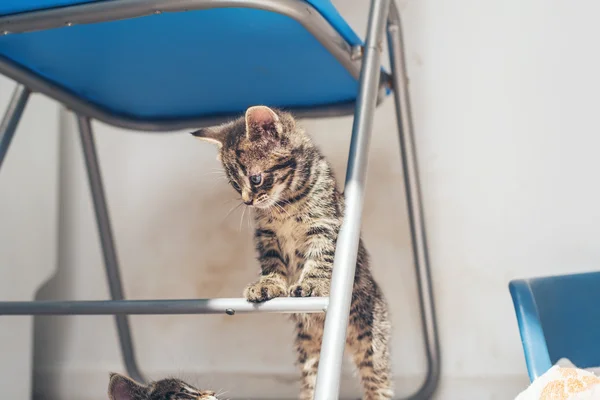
left=241, top=190, right=253, bottom=205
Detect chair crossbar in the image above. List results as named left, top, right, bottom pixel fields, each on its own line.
left=0, top=297, right=329, bottom=316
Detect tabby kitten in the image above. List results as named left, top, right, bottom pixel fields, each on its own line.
left=192, top=106, right=392, bottom=400
left=108, top=373, right=218, bottom=400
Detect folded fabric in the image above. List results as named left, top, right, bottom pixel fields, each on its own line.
left=515, top=360, right=600, bottom=400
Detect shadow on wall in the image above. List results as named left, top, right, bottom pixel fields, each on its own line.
left=32, top=110, right=77, bottom=399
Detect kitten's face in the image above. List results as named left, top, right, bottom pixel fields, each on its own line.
left=192, top=106, right=300, bottom=209
left=109, top=373, right=218, bottom=400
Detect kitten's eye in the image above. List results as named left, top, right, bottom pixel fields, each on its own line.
left=250, top=174, right=262, bottom=186
left=230, top=181, right=241, bottom=191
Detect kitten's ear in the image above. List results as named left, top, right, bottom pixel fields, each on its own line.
left=190, top=125, right=228, bottom=149
left=245, top=105, right=282, bottom=140
left=108, top=373, right=145, bottom=400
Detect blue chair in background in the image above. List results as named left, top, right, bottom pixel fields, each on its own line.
left=509, top=271, right=600, bottom=382
left=0, top=1, right=440, bottom=398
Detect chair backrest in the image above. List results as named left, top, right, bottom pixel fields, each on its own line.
left=510, top=271, right=600, bottom=379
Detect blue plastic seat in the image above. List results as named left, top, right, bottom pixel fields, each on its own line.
left=0, top=0, right=371, bottom=123
left=0, top=1, right=98, bottom=15
left=509, top=271, right=600, bottom=382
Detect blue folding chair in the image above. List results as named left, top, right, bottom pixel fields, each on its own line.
left=509, top=271, right=600, bottom=382
left=0, top=1, right=440, bottom=398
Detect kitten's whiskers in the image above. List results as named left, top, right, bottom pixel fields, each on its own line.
left=239, top=205, right=247, bottom=232
left=222, top=201, right=243, bottom=224
left=272, top=202, right=291, bottom=219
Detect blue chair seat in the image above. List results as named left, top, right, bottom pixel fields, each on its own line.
left=0, top=1, right=100, bottom=15
left=0, top=0, right=375, bottom=124
left=509, top=271, right=600, bottom=382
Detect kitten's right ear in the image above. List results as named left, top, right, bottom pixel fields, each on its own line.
left=190, top=123, right=231, bottom=149
left=108, top=373, right=145, bottom=400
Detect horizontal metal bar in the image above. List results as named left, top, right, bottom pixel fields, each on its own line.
left=0, top=297, right=329, bottom=316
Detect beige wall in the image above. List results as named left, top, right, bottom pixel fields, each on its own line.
left=0, top=77, right=59, bottom=398
left=2, top=0, right=600, bottom=399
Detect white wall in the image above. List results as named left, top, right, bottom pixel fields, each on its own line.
left=25, top=0, right=600, bottom=399
left=0, top=77, right=59, bottom=398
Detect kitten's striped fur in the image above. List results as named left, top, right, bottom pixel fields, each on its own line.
left=108, top=373, right=218, bottom=400
left=192, top=106, right=393, bottom=400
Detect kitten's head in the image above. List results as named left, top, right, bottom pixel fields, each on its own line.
left=191, top=106, right=307, bottom=209
left=108, top=373, right=218, bottom=400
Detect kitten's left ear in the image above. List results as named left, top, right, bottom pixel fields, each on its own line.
left=245, top=105, right=283, bottom=140
left=108, top=373, right=145, bottom=400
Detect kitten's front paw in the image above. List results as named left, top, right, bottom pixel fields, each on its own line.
left=288, top=280, right=327, bottom=298
left=244, top=280, right=287, bottom=303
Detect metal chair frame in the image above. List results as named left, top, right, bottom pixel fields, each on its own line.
left=0, top=1, right=440, bottom=399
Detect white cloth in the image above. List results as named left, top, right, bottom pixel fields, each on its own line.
left=515, top=360, right=600, bottom=400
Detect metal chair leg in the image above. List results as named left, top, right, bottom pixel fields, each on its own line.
left=313, top=0, right=391, bottom=399
left=387, top=2, right=441, bottom=399
left=76, top=115, right=146, bottom=383
left=0, top=84, right=30, bottom=171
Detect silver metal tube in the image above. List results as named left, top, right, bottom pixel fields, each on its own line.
left=0, top=84, right=30, bottom=170
left=313, top=0, right=390, bottom=399
left=76, top=115, right=145, bottom=383
left=387, top=2, right=441, bottom=399
left=0, top=297, right=329, bottom=315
